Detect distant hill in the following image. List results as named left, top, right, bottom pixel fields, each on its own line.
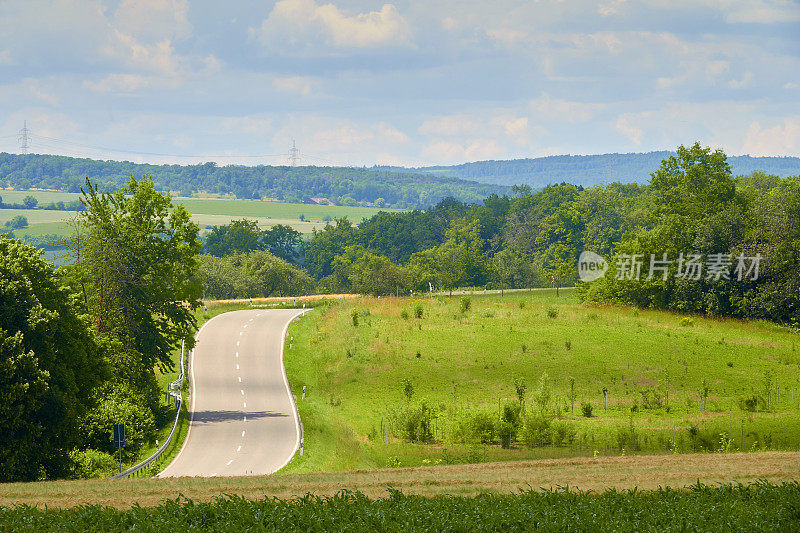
left=377, top=152, right=800, bottom=188
left=0, top=153, right=509, bottom=210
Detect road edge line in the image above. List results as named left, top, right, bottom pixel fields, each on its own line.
left=271, top=308, right=309, bottom=474
left=157, top=311, right=225, bottom=477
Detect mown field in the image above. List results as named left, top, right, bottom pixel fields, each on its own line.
left=1, top=481, right=798, bottom=531
left=283, top=289, right=800, bottom=472
left=0, top=190, right=401, bottom=239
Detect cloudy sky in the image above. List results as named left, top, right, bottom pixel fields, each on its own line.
left=0, top=0, right=798, bottom=167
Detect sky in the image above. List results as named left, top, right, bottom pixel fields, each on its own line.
left=0, top=0, right=798, bottom=167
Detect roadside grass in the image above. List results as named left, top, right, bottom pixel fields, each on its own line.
left=283, top=289, right=800, bottom=472
left=0, top=453, right=797, bottom=509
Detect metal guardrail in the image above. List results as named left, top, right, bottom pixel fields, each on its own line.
left=110, top=339, right=186, bottom=479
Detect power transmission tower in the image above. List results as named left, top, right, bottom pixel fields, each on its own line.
left=18, top=120, right=30, bottom=154
left=288, top=140, right=301, bottom=166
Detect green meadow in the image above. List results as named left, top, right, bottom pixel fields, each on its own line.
left=283, top=289, right=800, bottom=472
left=0, top=190, right=402, bottom=239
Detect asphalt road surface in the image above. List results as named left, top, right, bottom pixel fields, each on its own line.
left=160, top=309, right=305, bottom=477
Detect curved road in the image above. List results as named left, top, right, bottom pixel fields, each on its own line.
left=160, top=309, right=305, bottom=477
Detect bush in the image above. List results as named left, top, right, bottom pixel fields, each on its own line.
left=581, top=401, right=593, bottom=417
left=546, top=307, right=558, bottom=318
left=498, top=421, right=514, bottom=448
left=414, top=303, right=424, bottom=319
left=460, top=296, right=471, bottom=313
left=394, top=403, right=434, bottom=443
left=739, top=394, right=767, bottom=412
left=79, top=383, right=156, bottom=456
left=400, top=309, right=409, bottom=320
left=520, top=412, right=553, bottom=447
left=68, top=449, right=117, bottom=479
left=351, top=308, right=359, bottom=326
left=680, top=317, right=694, bottom=327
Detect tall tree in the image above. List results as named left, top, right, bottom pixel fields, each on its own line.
left=0, top=235, right=105, bottom=481
left=72, top=177, right=201, bottom=378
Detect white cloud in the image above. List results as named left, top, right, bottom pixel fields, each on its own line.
left=529, top=93, right=604, bottom=123
left=252, top=0, right=411, bottom=53
left=615, top=113, right=646, bottom=145
left=418, top=115, right=480, bottom=136
left=0, top=50, right=14, bottom=65
left=741, top=118, right=800, bottom=156
left=83, top=73, right=176, bottom=93
left=724, top=1, right=800, bottom=23
left=113, top=0, right=192, bottom=44
left=421, top=139, right=503, bottom=164
left=485, top=27, right=527, bottom=48
left=220, top=116, right=274, bottom=136
left=729, top=71, right=753, bottom=88
left=273, top=76, right=313, bottom=96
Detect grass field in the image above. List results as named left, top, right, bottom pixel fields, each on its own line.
left=282, top=289, right=800, bottom=472
left=0, top=453, right=796, bottom=509
left=0, top=190, right=400, bottom=238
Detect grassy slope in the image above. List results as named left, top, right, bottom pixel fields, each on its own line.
left=0, top=453, right=797, bottom=509
left=283, top=289, right=800, bottom=472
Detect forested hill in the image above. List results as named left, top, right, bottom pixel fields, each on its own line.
left=0, top=153, right=509, bottom=209
left=378, top=152, right=800, bottom=188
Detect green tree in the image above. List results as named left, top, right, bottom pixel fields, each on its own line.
left=204, top=218, right=264, bottom=257
left=262, top=224, right=302, bottom=263
left=5, top=215, right=28, bottom=229
left=71, top=177, right=201, bottom=380
left=22, top=195, right=38, bottom=209
left=0, top=235, right=105, bottom=481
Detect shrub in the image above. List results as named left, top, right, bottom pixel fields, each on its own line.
left=738, top=394, right=767, bottom=412
left=68, top=449, right=117, bottom=479
left=394, top=403, right=434, bottom=443
left=498, top=421, right=515, bottom=448
left=546, top=307, right=558, bottom=319
left=400, top=309, right=409, bottom=320
left=460, top=296, right=471, bottom=313
left=351, top=308, right=359, bottom=326
left=581, top=401, right=593, bottom=418
left=520, top=412, right=553, bottom=447
left=414, top=303, right=424, bottom=319
left=79, top=383, right=156, bottom=456
left=680, top=317, right=694, bottom=327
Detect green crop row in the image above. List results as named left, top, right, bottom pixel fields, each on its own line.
left=1, top=482, right=798, bottom=531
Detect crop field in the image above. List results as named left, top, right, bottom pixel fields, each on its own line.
left=283, top=289, right=800, bottom=472
left=0, top=453, right=796, bottom=508
left=0, top=482, right=798, bottom=531
left=0, top=190, right=399, bottom=239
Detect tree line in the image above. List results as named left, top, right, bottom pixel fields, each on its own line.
left=200, top=144, right=800, bottom=326
left=0, top=153, right=508, bottom=209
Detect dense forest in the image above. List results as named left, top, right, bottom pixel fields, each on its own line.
left=203, top=144, right=800, bottom=326
left=0, top=153, right=507, bottom=209
left=379, top=152, right=800, bottom=188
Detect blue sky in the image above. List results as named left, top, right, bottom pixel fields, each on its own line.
left=0, top=0, right=798, bottom=167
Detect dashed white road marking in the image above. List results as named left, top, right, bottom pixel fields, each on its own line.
left=236, top=351, right=239, bottom=357
left=243, top=324, right=248, bottom=329
left=241, top=430, right=245, bottom=437
left=240, top=389, right=244, bottom=395
left=236, top=341, right=240, bottom=346
left=236, top=364, right=239, bottom=370
left=243, top=401, right=247, bottom=408
left=226, top=459, right=233, bottom=466
left=243, top=416, right=247, bottom=422
left=237, top=445, right=242, bottom=452
left=238, top=376, right=242, bottom=382
left=239, top=331, right=243, bottom=336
